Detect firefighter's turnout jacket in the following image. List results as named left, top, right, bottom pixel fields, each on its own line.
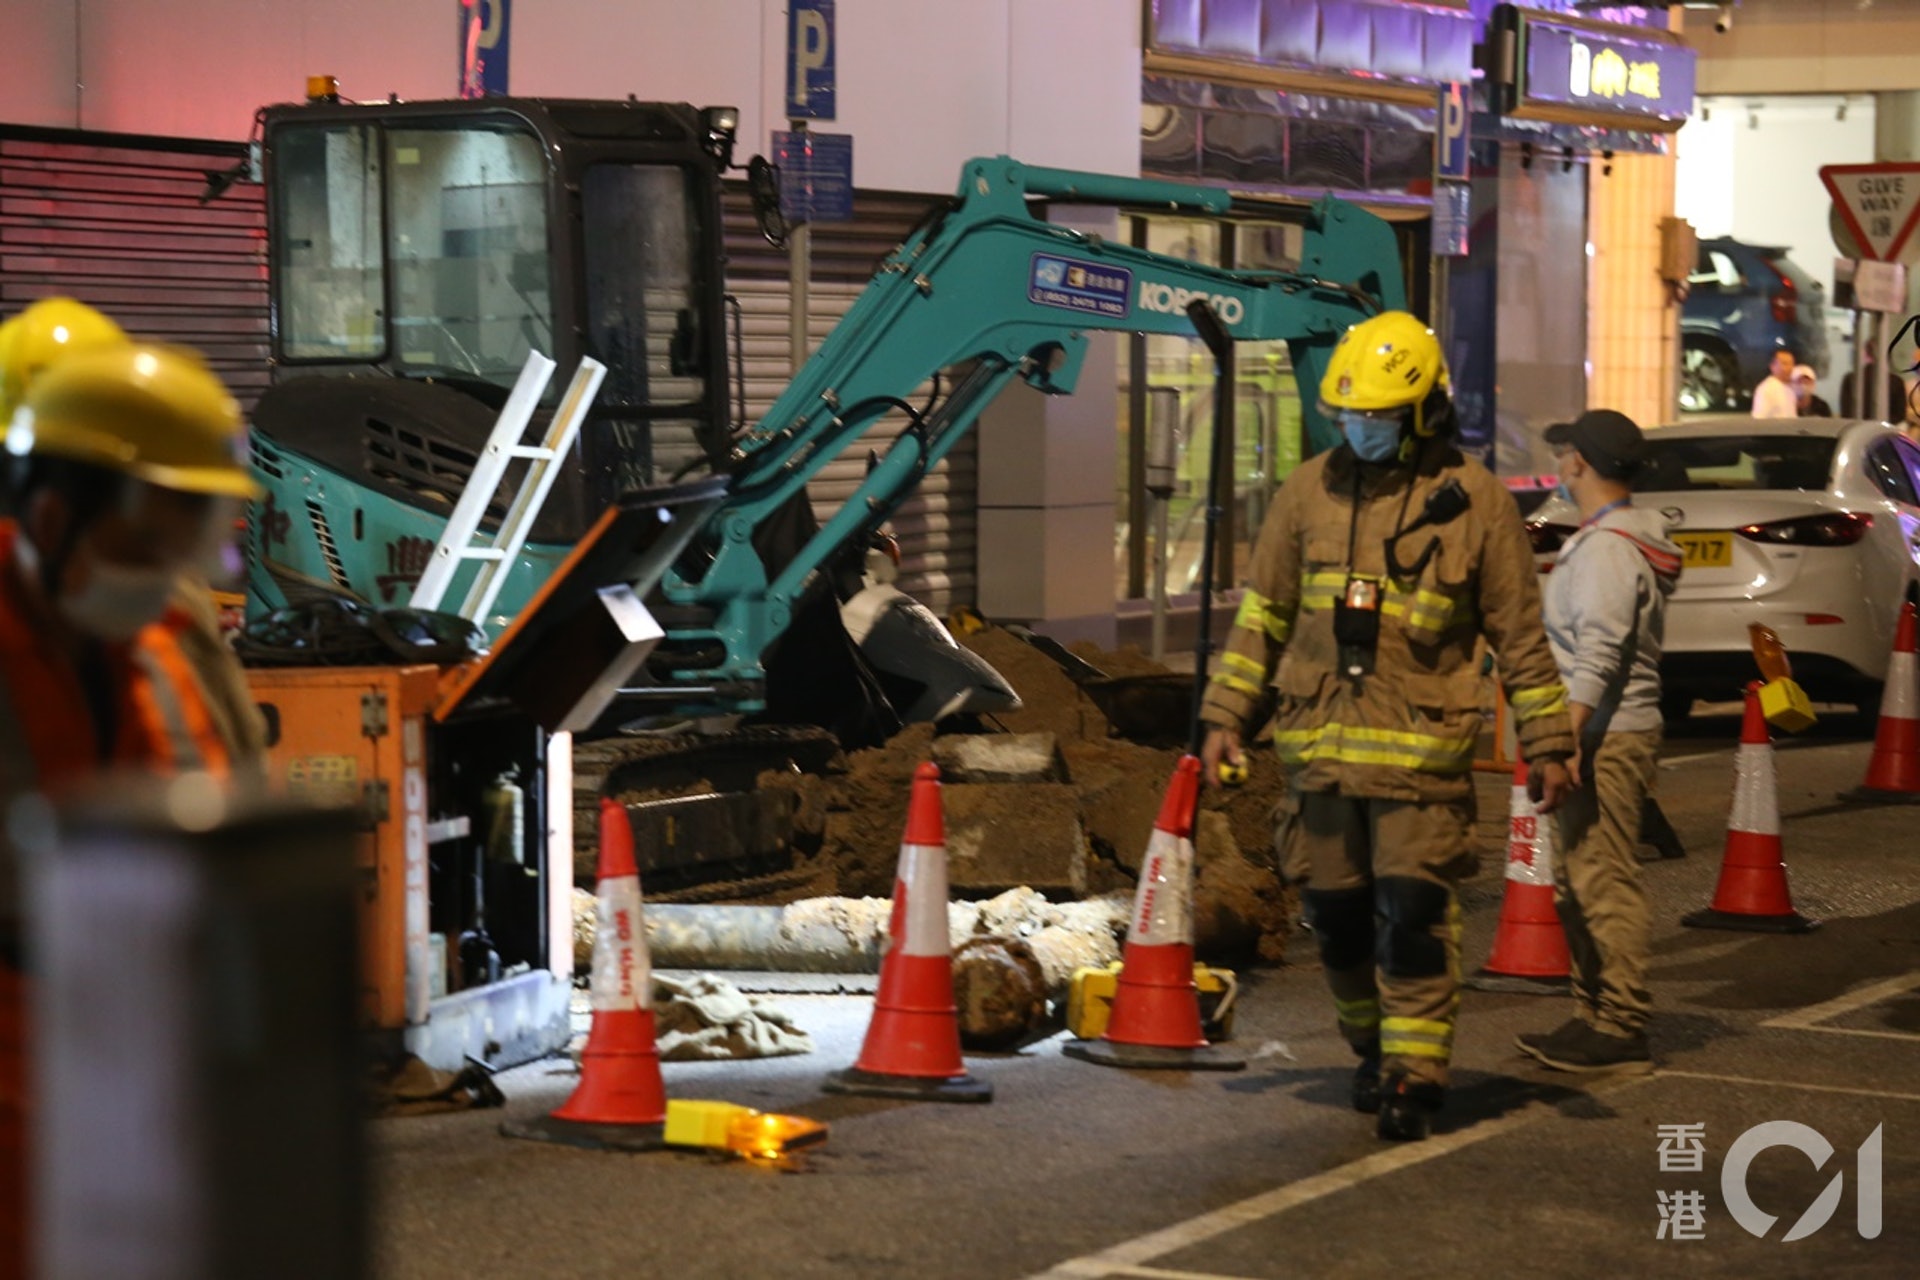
left=1202, top=442, right=1575, bottom=791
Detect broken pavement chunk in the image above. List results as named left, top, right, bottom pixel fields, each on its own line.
left=943, top=783, right=1087, bottom=896
left=931, top=732, right=1066, bottom=785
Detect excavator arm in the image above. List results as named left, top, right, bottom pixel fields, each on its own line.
left=656, top=155, right=1406, bottom=703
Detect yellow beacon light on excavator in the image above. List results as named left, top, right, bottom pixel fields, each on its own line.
left=306, top=75, right=340, bottom=103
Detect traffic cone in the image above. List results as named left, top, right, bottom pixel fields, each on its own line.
left=1844, top=600, right=1920, bottom=804
left=1469, top=760, right=1572, bottom=994
left=824, top=763, right=991, bottom=1102
left=1063, top=756, right=1246, bottom=1071
left=503, top=796, right=669, bottom=1149
left=1683, top=684, right=1819, bottom=934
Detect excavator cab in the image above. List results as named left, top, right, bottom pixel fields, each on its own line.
left=249, top=97, right=741, bottom=621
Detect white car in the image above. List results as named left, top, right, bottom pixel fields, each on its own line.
left=1526, top=415, right=1920, bottom=718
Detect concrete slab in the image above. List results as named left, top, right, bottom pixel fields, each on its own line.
left=933, top=732, right=1067, bottom=784
left=944, top=783, right=1088, bottom=895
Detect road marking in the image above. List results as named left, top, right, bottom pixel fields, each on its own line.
left=1098, top=1266, right=1274, bottom=1274
left=1756, top=1023, right=1920, bottom=1045
left=1660, top=749, right=1731, bottom=768
left=1028, top=1080, right=1655, bottom=1279
left=1761, top=971, right=1920, bottom=1030
left=1661, top=1069, right=1920, bottom=1103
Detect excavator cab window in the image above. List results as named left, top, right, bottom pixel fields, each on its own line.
left=386, top=126, right=553, bottom=387
left=276, top=123, right=384, bottom=361
left=580, top=162, right=715, bottom=494
left=271, top=115, right=556, bottom=394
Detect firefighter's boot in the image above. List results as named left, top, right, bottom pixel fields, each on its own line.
left=1376, top=1074, right=1444, bottom=1142
left=1351, top=1041, right=1383, bottom=1114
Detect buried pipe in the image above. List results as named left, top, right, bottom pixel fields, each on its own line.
left=639, top=894, right=1129, bottom=980
left=643, top=902, right=889, bottom=974
left=616, top=893, right=1132, bottom=1045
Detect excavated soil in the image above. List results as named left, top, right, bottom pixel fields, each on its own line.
left=593, top=628, right=1298, bottom=965
left=810, top=629, right=1295, bottom=965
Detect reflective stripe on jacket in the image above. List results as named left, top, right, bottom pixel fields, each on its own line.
left=1201, top=441, right=1575, bottom=802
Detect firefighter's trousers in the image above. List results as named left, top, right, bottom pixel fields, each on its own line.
left=1277, top=791, right=1475, bottom=1089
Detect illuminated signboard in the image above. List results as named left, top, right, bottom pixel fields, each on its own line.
left=1516, top=13, right=1696, bottom=129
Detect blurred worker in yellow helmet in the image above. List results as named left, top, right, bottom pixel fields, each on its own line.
left=0, top=300, right=265, bottom=763
left=0, top=297, right=127, bottom=436
left=0, top=342, right=264, bottom=1269
left=1200, top=310, right=1575, bottom=1141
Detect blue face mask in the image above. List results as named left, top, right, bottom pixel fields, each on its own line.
left=1339, top=411, right=1404, bottom=463
left=1553, top=479, right=1574, bottom=507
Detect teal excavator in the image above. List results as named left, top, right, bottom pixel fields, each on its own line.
left=245, top=94, right=1406, bottom=720
left=235, top=92, right=1407, bottom=1069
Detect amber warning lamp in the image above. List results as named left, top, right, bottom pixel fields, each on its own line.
left=663, top=1100, right=827, bottom=1159
left=1748, top=623, right=1816, bottom=733
left=306, top=75, right=341, bottom=104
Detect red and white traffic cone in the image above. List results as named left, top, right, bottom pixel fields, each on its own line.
left=1470, top=759, right=1572, bottom=994
left=824, top=763, right=991, bottom=1102
left=1064, top=756, right=1245, bottom=1071
left=1846, top=600, right=1920, bottom=804
left=503, top=796, right=669, bottom=1149
left=1683, top=684, right=1818, bottom=934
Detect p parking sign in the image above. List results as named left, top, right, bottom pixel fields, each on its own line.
left=787, top=0, right=836, bottom=121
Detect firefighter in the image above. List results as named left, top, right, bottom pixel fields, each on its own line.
left=0, top=342, right=263, bottom=1269
left=1200, top=311, right=1576, bottom=1142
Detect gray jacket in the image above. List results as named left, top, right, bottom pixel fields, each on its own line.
left=1543, top=504, right=1682, bottom=737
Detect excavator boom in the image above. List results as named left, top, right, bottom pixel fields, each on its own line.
left=659, top=155, right=1405, bottom=700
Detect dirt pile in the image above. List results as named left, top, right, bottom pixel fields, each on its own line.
left=798, top=627, right=1294, bottom=965
left=591, top=627, right=1296, bottom=964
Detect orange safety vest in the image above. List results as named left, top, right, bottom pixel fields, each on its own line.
left=0, top=517, right=233, bottom=1275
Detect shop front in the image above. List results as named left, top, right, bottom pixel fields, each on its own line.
left=1112, top=0, right=1698, bottom=633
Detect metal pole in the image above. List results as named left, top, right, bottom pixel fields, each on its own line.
left=1871, top=310, right=1888, bottom=422
left=1146, top=387, right=1179, bottom=663
left=1183, top=300, right=1235, bottom=757
left=1150, top=497, right=1170, bottom=662
left=788, top=120, right=811, bottom=376
left=1853, top=308, right=1869, bottom=418
left=789, top=221, right=812, bottom=376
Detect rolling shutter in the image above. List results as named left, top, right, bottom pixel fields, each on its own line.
left=721, top=186, right=976, bottom=613
left=0, top=124, right=268, bottom=409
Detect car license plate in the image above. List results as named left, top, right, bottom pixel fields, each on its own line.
left=1674, top=531, right=1732, bottom=568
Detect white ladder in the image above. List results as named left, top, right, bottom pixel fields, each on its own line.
left=410, top=351, right=609, bottom=625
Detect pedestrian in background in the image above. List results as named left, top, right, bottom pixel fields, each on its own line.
left=1518, top=410, right=1680, bottom=1074
left=1201, top=312, right=1575, bottom=1142
left=1791, top=366, right=1831, bottom=418
left=1750, top=349, right=1798, bottom=419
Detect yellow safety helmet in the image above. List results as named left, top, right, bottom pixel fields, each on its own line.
left=1320, top=310, right=1450, bottom=432
left=13, top=343, right=263, bottom=500
left=0, top=297, right=128, bottom=429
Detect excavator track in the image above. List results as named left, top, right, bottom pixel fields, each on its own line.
left=571, top=725, right=844, bottom=888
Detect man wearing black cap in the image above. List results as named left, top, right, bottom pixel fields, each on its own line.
left=1518, top=410, right=1682, bottom=1073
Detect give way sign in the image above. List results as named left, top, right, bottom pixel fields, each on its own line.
left=1821, top=162, right=1920, bottom=261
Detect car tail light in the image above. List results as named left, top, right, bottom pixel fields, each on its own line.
left=1766, top=260, right=1798, bottom=323
left=1527, top=522, right=1576, bottom=555
left=1735, top=512, right=1873, bottom=546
